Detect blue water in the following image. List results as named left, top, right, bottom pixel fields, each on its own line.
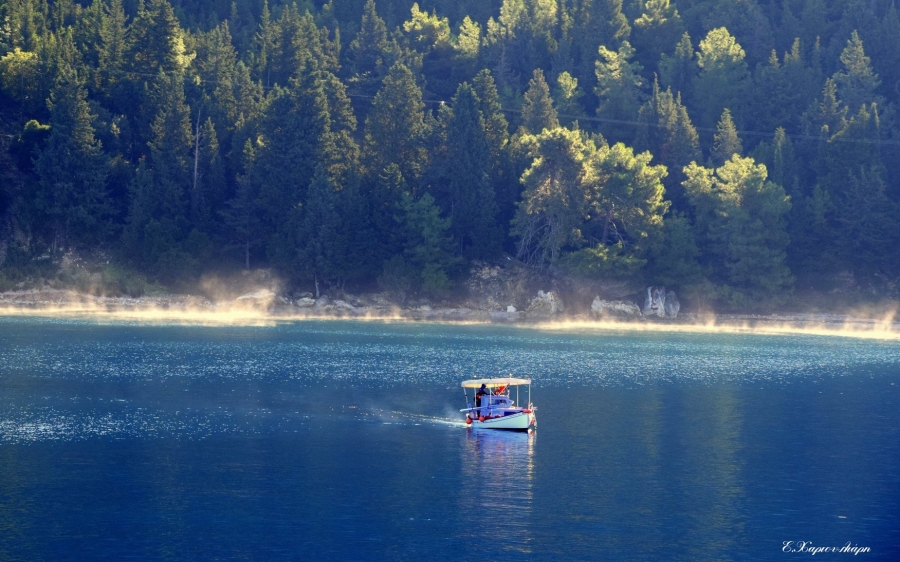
left=1, top=318, right=899, bottom=561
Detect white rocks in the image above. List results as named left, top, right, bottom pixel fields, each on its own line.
left=591, top=298, right=641, bottom=318
left=236, top=289, right=276, bottom=302
left=294, top=297, right=316, bottom=308
left=642, top=286, right=679, bottom=318
left=526, top=290, right=564, bottom=318
left=333, top=299, right=356, bottom=311
left=664, top=291, right=680, bottom=318
left=507, top=305, right=517, bottom=313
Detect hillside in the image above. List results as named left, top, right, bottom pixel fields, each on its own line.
left=2, top=0, right=900, bottom=313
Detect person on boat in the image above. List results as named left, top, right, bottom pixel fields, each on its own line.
left=475, top=383, right=488, bottom=408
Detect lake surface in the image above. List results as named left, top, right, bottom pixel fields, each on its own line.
left=1, top=317, right=899, bottom=561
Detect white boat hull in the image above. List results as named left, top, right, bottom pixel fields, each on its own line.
left=468, top=411, right=535, bottom=431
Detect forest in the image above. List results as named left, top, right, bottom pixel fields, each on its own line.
left=1, top=0, right=899, bottom=310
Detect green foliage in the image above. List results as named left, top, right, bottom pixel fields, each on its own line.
left=594, top=41, right=645, bottom=140
left=646, top=212, right=702, bottom=287
left=519, top=68, right=558, bottom=134
left=5, top=0, right=900, bottom=308
left=429, top=81, right=501, bottom=258
left=33, top=71, right=110, bottom=249
left=711, top=108, right=742, bottom=167
left=683, top=156, right=793, bottom=308
left=559, top=242, right=646, bottom=279
left=363, top=62, right=430, bottom=190
left=382, top=191, right=461, bottom=299
left=692, top=27, right=749, bottom=130
left=9, top=119, right=50, bottom=173
left=512, top=127, right=591, bottom=267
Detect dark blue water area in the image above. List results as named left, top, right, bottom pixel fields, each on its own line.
left=1, top=318, right=899, bottom=561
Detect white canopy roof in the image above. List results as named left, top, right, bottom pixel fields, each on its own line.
left=461, top=377, right=531, bottom=389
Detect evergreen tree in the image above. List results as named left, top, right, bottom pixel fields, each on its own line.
left=646, top=212, right=703, bottom=288
left=585, top=141, right=669, bottom=253
left=346, top=0, right=392, bottom=95
left=832, top=164, right=900, bottom=277
left=34, top=70, right=109, bottom=250
left=299, top=165, right=341, bottom=296
left=511, top=127, right=592, bottom=267
left=594, top=41, right=645, bottom=141
left=126, top=0, right=189, bottom=77
left=636, top=79, right=699, bottom=209
left=519, top=68, right=559, bottom=134
left=832, top=30, right=882, bottom=111
left=659, top=32, right=694, bottom=100
left=190, top=117, right=226, bottom=233
left=683, top=155, right=793, bottom=308
left=632, top=0, right=685, bottom=72
left=392, top=191, right=462, bottom=296
left=221, top=141, right=260, bottom=270
left=711, top=108, right=742, bottom=167
left=749, top=39, right=820, bottom=135
left=430, top=82, right=500, bottom=258
left=362, top=62, right=429, bottom=192
left=569, top=0, right=631, bottom=87
left=96, top=0, right=128, bottom=94
left=692, top=27, right=749, bottom=131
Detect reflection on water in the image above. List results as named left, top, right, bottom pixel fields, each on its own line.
left=460, top=431, right=535, bottom=554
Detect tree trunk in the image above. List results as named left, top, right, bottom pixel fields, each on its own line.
left=601, top=209, right=613, bottom=245
left=244, top=240, right=250, bottom=270
left=314, top=274, right=320, bottom=299
left=192, top=108, right=202, bottom=218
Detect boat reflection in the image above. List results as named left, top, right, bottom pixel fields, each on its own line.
left=459, top=430, right=535, bottom=554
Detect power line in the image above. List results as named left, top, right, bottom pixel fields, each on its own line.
left=44, top=67, right=900, bottom=147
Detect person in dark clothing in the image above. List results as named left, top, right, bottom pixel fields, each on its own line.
left=475, top=383, right=488, bottom=408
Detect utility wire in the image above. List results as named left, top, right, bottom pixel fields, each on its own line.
left=32, top=67, right=900, bottom=146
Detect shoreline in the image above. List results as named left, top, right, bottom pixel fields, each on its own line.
left=2, top=289, right=899, bottom=339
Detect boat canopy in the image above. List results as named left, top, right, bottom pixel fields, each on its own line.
left=461, top=377, right=531, bottom=389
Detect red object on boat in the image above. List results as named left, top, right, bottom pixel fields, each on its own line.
left=466, top=417, right=472, bottom=424
left=522, top=409, right=531, bottom=413
left=478, top=416, right=485, bottom=422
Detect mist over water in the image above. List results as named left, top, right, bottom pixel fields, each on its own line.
left=1, top=317, right=898, bottom=560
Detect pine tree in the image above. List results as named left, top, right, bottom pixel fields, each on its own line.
left=96, top=0, right=128, bottom=93
left=519, top=68, right=559, bottom=134
left=658, top=32, right=694, bottom=99
left=632, top=0, right=685, bottom=72
left=221, top=140, right=261, bottom=270
left=512, top=127, right=592, bottom=267
left=431, top=82, right=500, bottom=258
left=34, top=70, right=109, bottom=250
left=393, top=191, right=461, bottom=296
left=299, top=165, right=341, bottom=297
left=594, top=41, right=645, bottom=141
left=832, top=30, right=882, bottom=112
left=692, top=27, right=749, bottom=131
left=636, top=80, right=699, bottom=210
left=585, top=141, right=669, bottom=253
left=362, top=62, right=429, bottom=192
left=711, top=108, right=742, bottom=167
left=683, top=156, right=793, bottom=308
left=190, top=117, right=226, bottom=233
left=346, top=0, right=392, bottom=96
left=569, top=0, right=631, bottom=86
left=126, top=0, right=189, bottom=77
left=833, top=166, right=900, bottom=277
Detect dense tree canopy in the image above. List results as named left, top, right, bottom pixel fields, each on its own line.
left=3, top=0, right=900, bottom=309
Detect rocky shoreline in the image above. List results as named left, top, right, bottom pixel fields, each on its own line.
left=2, top=287, right=898, bottom=333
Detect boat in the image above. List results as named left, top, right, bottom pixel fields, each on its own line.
left=460, top=377, right=536, bottom=431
